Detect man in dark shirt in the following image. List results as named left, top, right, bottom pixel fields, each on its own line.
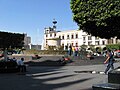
left=104, top=50, right=114, bottom=74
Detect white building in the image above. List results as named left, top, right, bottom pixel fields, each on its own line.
left=43, top=20, right=120, bottom=50
left=43, top=27, right=109, bottom=50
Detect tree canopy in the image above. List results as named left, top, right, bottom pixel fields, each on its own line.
left=70, top=0, right=120, bottom=39
left=0, top=31, right=24, bottom=49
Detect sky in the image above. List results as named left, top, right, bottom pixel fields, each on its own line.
left=0, top=0, right=78, bottom=45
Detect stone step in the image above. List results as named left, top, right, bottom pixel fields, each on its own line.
left=92, top=83, right=120, bottom=90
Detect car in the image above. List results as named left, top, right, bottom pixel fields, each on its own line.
left=0, top=50, right=4, bottom=58
left=0, top=53, right=4, bottom=58
left=114, top=50, right=120, bottom=58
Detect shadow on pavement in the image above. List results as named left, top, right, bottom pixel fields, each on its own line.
left=25, top=56, right=106, bottom=66
left=0, top=55, right=106, bottom=90
left=0, top=65, right=94, bottom=90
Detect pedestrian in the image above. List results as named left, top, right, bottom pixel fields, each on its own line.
left=75, top=46, right=79, bottom=56
left=72, top=46, right=75, bottom=56
left=104, top=50, right=114, bottom=74
left=68, top=45, right=72, bottom=56
left=17, top=58, right=26, bottom=73
left=12, top=57, right=17, bottom=61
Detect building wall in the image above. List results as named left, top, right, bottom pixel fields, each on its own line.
left=24, top=34, right=31, bottom=45
left=24, top=44, right=41, bottom=50
left=47, top=39, right=61, bottom=46
left=31, top=45, right=41, bottom=50
left=43, top=28, right=119, bottom=50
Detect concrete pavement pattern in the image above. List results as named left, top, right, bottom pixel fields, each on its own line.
left=0, top=63, right=119, bottom=90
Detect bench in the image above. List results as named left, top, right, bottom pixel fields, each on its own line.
left=0, top=61, right=19, bottom=73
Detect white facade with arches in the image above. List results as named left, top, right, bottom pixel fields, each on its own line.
left=43, top=27, right=116, bottom=50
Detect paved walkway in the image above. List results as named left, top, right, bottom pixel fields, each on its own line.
left=0, top=62, right=119, bottom=90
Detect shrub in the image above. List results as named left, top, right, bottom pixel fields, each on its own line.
left=106, top=44, right=120, bottom=50
left=25, top=49, right=67, bottom=55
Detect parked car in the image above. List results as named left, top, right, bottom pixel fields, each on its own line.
left=114, top=50, right=120, bottom=58
left=0, top=53, right=4, bottom=58
left=0, top=54, right=3, bottom=57
left=0, top=50, right=4, bottom=58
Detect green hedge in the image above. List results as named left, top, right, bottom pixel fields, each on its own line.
left=25, top=49, right=67, bottom=55
left=106, top=44, right=120, bottom=50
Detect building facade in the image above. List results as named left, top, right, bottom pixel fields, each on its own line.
left=24, top=33, right=31, bottom=46
left=44, top=28, right=108, bottom=50
left=43, top=21, right=120, bottom=50
left=24, top=33, right=42, bottom=50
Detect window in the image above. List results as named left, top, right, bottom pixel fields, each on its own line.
left=71, top=34, right=74, bottom=39
left=59, top=36, right=61, bottom=39
left=54, top=33, right=56, bottom=37
left=67, top=35, right=69, bottom=39
left=111, top=39, right=113, bottom=44
left=46, top=34, right=48, bottom=37
left=83, top=37, right=86, bottom=41
left=95, top=41, right=99, bottom=45
left=83, top=42, right=86, bottom=45
left=88, top=36, right=92, bottom=40
left=75, top=43, right=78, bottom=47
left=88, top=41, right=92, bottom=45
left=62, top=43, right=64, bottom=46
left=50, top=34, right=52, bottom=37
left=62, top=35, right=64, bottom=39
left=71, top=43, right=74, bottom=46
left=116, top=39, right=118, bottom=44
left=102, top=41, right=105, bottom=45
left=76, top=34, right=78, bottom=39
left=46, top=41, right=48, bottom=46
left=108, top=39, right=113, bottom=44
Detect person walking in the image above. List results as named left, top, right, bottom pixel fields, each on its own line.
left=104, top=50, right=114, bottom=74
left=75, top=46, right=79, bottom=56
left=72, top=46, right=75, bottom=56
left=68, top=45, right=72, bottom=56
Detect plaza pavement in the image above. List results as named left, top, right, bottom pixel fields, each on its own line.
left=0, top=62, right=119, bottom=90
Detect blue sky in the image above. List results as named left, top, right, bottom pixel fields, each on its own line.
left=0, top=0, right=78, bottom=44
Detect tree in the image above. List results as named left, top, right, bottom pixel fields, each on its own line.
left=0, top=31, right=24, bottom=49
left=0, top=31, right=24, bottom=60
left=70, top=0, right=120, bottom=39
